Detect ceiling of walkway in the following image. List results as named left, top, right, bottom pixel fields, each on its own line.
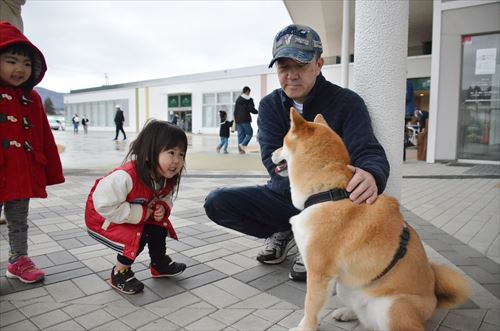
left=283, top=0, right=433, bottom=59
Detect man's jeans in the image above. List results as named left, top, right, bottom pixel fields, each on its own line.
left=204, top=185, right=300, bottom=238
left=236, top=123, right=253, bottom=146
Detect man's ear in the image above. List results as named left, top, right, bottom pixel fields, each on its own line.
left=314, top=114, right=328, bottom=126
left=290, top=107, right=305, bottom=130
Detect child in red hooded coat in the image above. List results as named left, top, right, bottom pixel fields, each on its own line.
left=0, top=21, right=65, bottom=283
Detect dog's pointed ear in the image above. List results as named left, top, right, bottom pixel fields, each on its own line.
left=290, top=107, right=305, bottom=130
left=314, top=114, right=328, bottom=126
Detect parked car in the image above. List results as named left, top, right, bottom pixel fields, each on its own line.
left=47, top=116, right=65, bottom=131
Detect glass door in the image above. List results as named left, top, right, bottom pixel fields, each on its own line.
left=458, top=33, right=500, bottom=161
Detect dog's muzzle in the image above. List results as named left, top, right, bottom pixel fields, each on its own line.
left=275, top=159, right=288, bottom=176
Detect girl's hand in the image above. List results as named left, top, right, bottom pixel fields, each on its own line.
left=153, top=204, right=166, bottom=222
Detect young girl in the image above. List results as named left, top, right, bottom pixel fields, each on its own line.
left=1, top=22, right=65, bottom=283
left=216, top=110, right=233, bottom=154
left=85, top=120, right=188, bottom=294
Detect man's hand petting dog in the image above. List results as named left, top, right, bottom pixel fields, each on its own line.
left=346, top=165, right=378, bottom=205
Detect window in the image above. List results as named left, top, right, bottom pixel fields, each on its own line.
left=458, top=33, right=500, bottom=161
left=64, top=99, right=128, bottom=127
left=202, top=90, right=240, bottom=128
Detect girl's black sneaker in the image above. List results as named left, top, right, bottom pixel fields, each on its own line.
left=150, top=256, right=186, bottom=278
left=109, top=266, right=144, bottom=294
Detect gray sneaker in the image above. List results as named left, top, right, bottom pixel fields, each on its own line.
left=256, top=230, right=296, bottom=264
left=289, top=252, right=307, bottom=281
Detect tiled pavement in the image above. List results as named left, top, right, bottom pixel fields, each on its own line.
left=0, top=131, right=499, bottom=330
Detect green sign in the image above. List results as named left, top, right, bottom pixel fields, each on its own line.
left=168, top=96, right=179, bottom=108
left=180, top=95, right=191, bottom=107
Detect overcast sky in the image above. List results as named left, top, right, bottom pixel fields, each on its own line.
left=22, top=0, right=291, bottom=93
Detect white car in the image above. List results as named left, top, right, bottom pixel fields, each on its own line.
left=47, top=116, right=66, bottom=131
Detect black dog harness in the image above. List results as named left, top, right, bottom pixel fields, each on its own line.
left=303, top=189, right=410, bottom=282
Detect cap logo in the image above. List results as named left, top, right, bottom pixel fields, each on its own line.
left=285, top=35, right=292, bottom=45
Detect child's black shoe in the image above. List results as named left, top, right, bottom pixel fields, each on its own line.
left=150, top=255, right=186, bottom=278
left=109, top=266, right=144, bottom=294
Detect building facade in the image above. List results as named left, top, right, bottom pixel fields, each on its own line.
left=64, top=0, right=499, bottom=164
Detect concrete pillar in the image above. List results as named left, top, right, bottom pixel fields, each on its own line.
left=353, top=0, right=409, bottom=199
left=340, top=0, right=350, bottom=87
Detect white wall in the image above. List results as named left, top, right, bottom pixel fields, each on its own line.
left=65, top=56, right=431, bottom=136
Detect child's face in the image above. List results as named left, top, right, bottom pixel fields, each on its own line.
left=0, top=52, right=32, bottom=87
left=156, top=146, right=185, bottom=179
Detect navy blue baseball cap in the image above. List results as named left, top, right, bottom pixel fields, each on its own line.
left=268, top=24, right=323, bottom=68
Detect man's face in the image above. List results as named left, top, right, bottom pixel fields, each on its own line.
left=276, top=57, right=323, bottom=103
left=0, top=52, right=32, bottom=87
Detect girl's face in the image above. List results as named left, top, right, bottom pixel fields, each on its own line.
left=156, top=146, right=185, bottom=179
left=0, top=52, right=32, bottom=87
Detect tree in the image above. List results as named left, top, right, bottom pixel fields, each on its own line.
left=44, top=97, right=56, bottom=115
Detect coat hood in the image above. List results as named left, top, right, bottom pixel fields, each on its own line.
left=0, top=21, right=46, bottom=88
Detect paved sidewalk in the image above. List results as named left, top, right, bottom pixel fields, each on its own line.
left=0, top=130, right=499, bottom=330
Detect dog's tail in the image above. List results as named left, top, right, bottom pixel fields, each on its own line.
left=431, top=263, right=470, bottom=309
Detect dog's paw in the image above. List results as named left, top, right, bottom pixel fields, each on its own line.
left=332, top=307, right=357, bottom=321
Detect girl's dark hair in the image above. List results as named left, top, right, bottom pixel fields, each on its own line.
left=2, top=44, right=37, bottom=90
left=124, top=119, right=188, bottom=196
left=219, top=110, right=227, bottom=121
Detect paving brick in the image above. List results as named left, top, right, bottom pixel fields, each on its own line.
left=44, top=266, right=94, bottom=285
left=18, top=301, right=67, bottom=318
left=47, top=250, right=78, bottom=265
left=185, top=316, right=227, bottom=330
left=72, top=273, right=110, bottom=295
left=212, top=277, right=260, bottom=300
left=0, top=309, right=26, bottom=328
left=56, top=238, right=84, bottom=250
left=93, top=319, right=134, bottom=330
left=206, top=258, right=245, bottom=275
left=249, top=270, right=291, bottom=291
left=442, top=310, right=483, bottom=331
left=231, top=313, right=274, bottom=330
left=144, top=292, right=201, bottom=317
left=178, top=269, right=227, bottom=290
left=136, top=317, right=180, bottom=330
left=209, top=308, right=254, bottom=325
left=1, top=319, right=39, bottom=330
left=230, top=293, right=282, bottom=309
left=30, top=309, right=72, bottom=329
left=120, top=308, right=161, bottom=329
left=74, top=309, right=116, bottom=329
left=166, top=307, right=216, bottom=327
left=143, top=278, right=185, bottom=299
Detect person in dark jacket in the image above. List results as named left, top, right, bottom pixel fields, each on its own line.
left=0, top=21, right=65, bottom=283
left=216, top=110, right=233, bottom=154
left=113, top=105, right=126, bottom=140
left=204, top=24, right=390, bottom=282
left=233, top=86, right=258, bottom=154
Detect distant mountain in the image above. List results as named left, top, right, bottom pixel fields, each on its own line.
left=35, top=87, right=65, bottom=112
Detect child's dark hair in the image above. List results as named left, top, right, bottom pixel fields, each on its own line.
left=124, top=119, right=188, bottom=196
left=219, top=110, right=227, bottom=121
left=1, top=44, right=36, bottom=89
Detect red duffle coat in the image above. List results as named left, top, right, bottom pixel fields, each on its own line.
left=85, top=161, right=178, bottom=260
left=0, top=22, right=64, bottom=202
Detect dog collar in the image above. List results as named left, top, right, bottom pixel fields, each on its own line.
left=304, top=188, right=350, bottom=208
left=371, top=223, right=410, bottom=282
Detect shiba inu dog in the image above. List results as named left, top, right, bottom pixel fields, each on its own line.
left=272, top=108, right=469, bottom=331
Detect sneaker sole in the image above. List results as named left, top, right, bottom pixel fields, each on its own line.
left=108, top=277, right=143, bottom=295
left=150, top=267, right=186, bottom=278
left=5, top=270, right=44, bottom=284
left=288, top=272, right=307, bottom=282
left=257, top=239, right=298, bottom=265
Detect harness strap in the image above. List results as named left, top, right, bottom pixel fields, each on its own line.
left=371, top=223, right=410, bottom=282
